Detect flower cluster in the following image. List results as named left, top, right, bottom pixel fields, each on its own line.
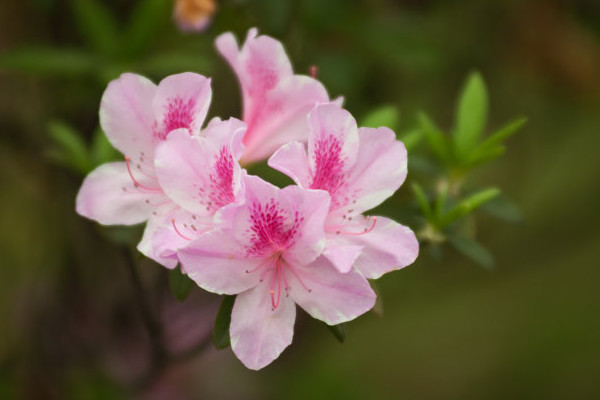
left=76, top=29, right=419, bottom=370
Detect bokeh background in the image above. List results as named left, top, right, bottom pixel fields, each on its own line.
left=1, top=0, right=599, bottom=399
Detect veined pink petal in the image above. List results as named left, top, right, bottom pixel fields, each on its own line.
left=153, top=72, right=212, bottom=140
left=178, top=230, right=264, bottom=294
left=76, top=162, right=165, bottom=225
left=202, top=117, right=247, bottom=161
left=330, top=216, right=419, bottom=279
left=322, top=240, right=363, bottom=274
left=241, top=75, right=329, bottom=163
left=307, top=103, right=359, bottom=176
left=240, top=175, right=330, bottom=267
left=342, top=127, right=408, bottom=215
left=267, top=141, right=311, bottom=187
left=230, top=283, right=295, bottom=370
left=138, top=206, right=209, bottom=269
left=290, top=256, right=375, bottom=325
left=216, top=29, right=330, bottom=163
left=99, top=73, right=157, bottom=159
left=154, top=126, right=243, bottom=217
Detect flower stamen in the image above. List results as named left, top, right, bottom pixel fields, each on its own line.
left=125, top=156, right=161, bottom=191
left=171, top=218, right=192, bottom=241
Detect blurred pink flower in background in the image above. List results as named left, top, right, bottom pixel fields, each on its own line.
left=173, top=0, right=216, bottom=33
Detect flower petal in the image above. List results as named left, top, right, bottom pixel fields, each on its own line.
left=153, top=72, right=212, bottom=139
left=178, top=230, right=263, bottom=295
left=307, top=103, right=359, bottom=176
left=343, top=127, right=408, bottom=215
left=154, top=127, right=242, bottom=216
left=322, top=240, right=363, bottom=274
left=268, top=141, right=311, bottom=187
left=241, top=75, right=329, bottom=163
left=76, top=162, right=164, bottom=225
left=216, top=29, right=329, bottom=163
left=289, top=256, right=375, bottom=325
left=137, top=213, right=178, bottom=269
left=337, top=216, right=419, bottom=279
left=202, top=117, right=247, bottom=161
left=230, top=283, right=296, bottom=370
left=99, top=73, right=157, bottom=159
left=138, top=207, right=208, bottom=269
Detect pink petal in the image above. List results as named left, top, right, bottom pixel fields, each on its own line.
left=267, top=141, right=311, bottom=187
left=343, top=127, right=408, bottom=215
left=230, top=283, right=296, bottom=370
left=239, top=175, right=330, bottom=267
left=335, top=216, right=419, bottom=279
left=289, top=256, right=375, bottom=325
left=138, top=207, right=209, bottom=269
left=137, top=213, right=178, bottom=269
left=178, top=230, right=263, bottom=294
left=322, top=240, right=363, bottom=274
left=241, top=75, right=329, bottom=163
left=153, top=72, right=212, bottom=140
left=202, top=117, right=247, bottom=161
left=216, top=29, right=329, bottom=163
left=99, top=73, right=157, bottom=159
left=307, top=103, right=359, bottom=176
left=154, top=127, right=243, bottom=217
left=76, top=162, right=165, bottom=225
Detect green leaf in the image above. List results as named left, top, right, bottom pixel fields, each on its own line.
left=481, top=194, right=522, bottom=222
left=454, top=71, right=488, bottom=158
left=411, top=182, right=434, bottom=221
left=478, top=117, right=527, bottom=151
left=0, top=47, right=96, bottom=76
left=125, top=0, right=170, bottom=56
left=439, top=187, right=500, bottom=227
left=467, top=145, right=505, bottom=167
left=448, top=235, right=495, bottom=269
left=418, top=112, right=451, bottom=163
left=47, top=120, right=90, bottom=174
left=213, top=295, right=236, bottom=349
left=370, top=280, right=384, bottom=317
left=168, top=266, right=195, bottom=302
left=362, top=105, right=399, bottom=130
left=326, top=323, right=347, bottom=343
left=71, top=0, right=120, bottom=57
left=90, top=128, right=120, bottom=167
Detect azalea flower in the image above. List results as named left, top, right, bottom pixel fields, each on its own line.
left=216, top=28, right=332, bottom=164
left=143, top=117, right=246, bottom=267
left=76, top=72, right=245, bottom=267
left=268, top=103, right=419, bottom=278
left=178, top=174, right=376, bottom=369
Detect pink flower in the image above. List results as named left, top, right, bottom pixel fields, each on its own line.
left=268, top=103, right=419, bottom=278
left=216, top=28, right=331, bottom=164
left=178, top=175, right=376, bottom=369
left=141, top=117, right=247, bottom=267
left=76, top=72, right=245, bottom=267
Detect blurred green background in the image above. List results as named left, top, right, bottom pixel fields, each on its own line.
left=1, top=0, right=599, bottom=398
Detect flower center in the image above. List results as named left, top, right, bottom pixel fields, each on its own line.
left=245, top=252, right=312, bottom=311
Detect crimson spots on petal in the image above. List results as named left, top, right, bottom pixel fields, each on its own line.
left=207, top=146, right=236, bottom=210
left=245, top=200, right=302, bottom=257
left=310, top=135, right=347, bottom=205
left=155, top=96, right=197, bottom=140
